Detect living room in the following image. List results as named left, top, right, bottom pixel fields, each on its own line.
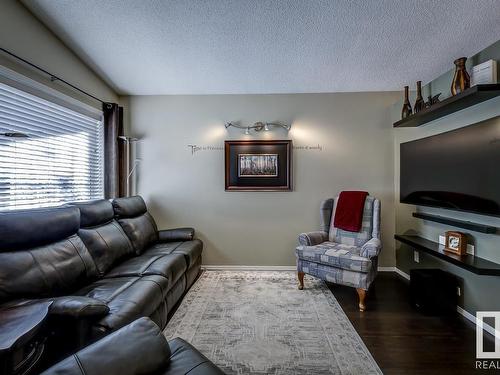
left=1, top=1, right=500, bottom=374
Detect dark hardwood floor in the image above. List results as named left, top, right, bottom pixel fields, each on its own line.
left=327, top=272, right=494, bottom=375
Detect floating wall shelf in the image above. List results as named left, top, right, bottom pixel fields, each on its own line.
left=412, top=212, right=498, bottom=234
left=393, top=84, right=500, bottom=128
left=395, top=234, right=500, bottom=276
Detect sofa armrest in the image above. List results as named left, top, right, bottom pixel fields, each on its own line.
left=49, top=296, right=109, bottom=319
left=166, top=337, right=225, bottom=374
left=360, top=238, right=382, bottom=258
left=298, top=231, right=328, bottom=246
left=41, top=318, right=170, bottom=375
left=158, top=227, right=195, bottom=242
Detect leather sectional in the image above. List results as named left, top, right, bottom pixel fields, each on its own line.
left=41, top=317, right=223, bottom=375
left=0, top=196, right=203, bottom=370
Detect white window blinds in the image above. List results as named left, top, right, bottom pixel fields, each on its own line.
left=0, top=82, right=104, bottom=211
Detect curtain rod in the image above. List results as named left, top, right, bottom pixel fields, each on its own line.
left=0, top=47, right=106, bottom=104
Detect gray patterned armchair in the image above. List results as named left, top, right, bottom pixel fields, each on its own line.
left=295, top=196, right=381, bottom=311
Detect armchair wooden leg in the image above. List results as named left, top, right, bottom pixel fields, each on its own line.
left=297, top=271, right=305, bottom=290
left=356, top=288, right=367, bottom=312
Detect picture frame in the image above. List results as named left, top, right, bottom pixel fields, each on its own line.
left=225, top=140, right=292, bottom=191
left=444, top=231, right=467, bottom=255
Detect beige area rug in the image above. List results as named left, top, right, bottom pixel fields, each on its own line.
left=164, top=270, right=381, bottom=374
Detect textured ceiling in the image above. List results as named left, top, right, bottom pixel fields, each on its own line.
left=22, top=0, right=500, bottom=95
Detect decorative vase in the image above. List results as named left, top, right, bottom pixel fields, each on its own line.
left=451, top=57, right=470, bottom=96
left=401, top=86, right=412, bottom=119
left=414, top=81, right=425, bottom=113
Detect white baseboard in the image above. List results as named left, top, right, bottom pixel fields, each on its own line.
left=203, top=265, right=296, bottom=271
left=377, top=266, right=411, bottom=280
left=395, top=268, right=410, bottom=280
left=377, top=266, right=395, bottom=272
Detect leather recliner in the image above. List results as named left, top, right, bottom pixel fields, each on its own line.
left=41, top=317, right=224, bottom=375
left=0, top=196, right=203, bottom=367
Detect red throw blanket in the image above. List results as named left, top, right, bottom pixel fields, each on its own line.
left=333, top=191, right=368, bottom=232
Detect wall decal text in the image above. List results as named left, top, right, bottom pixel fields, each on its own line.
left=187, top=143, right=323, bottom=155
left=188, top=145, right=224, bottom=155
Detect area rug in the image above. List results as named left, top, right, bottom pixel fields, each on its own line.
left=164, top=271, right=381, bottom=374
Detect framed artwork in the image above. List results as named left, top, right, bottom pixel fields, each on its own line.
left=225, top=140, right=292, bottom=191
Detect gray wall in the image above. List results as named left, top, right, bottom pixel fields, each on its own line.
left=0, top=1, right=117, bottom=105
left=124, top=92, right=399, bottom=267
left=393, top=40, right=500, bottom=313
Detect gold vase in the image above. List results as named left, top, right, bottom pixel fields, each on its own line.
left=451, top=57, right=470, bottom=96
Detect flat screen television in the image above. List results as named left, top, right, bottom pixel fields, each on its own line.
left=400, top=117, right=500, bottom=217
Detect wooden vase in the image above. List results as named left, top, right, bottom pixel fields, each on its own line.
left=451, top=57, right=470, bottom=96
left=414, top=81, right=425, bottom=113
left=401, top=86, right=412, bottom=119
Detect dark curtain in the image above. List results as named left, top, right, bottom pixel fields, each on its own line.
left=103, top=102, right=125, bottom=198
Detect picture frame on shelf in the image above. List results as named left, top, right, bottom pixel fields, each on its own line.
left=444, top=231, right=467, bottom=256
left=471, top=60, right=498, bottom=86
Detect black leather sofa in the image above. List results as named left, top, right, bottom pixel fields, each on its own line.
left=0, top=196, right=203, bottom=370
left=41, top=317, right=224, bottom=375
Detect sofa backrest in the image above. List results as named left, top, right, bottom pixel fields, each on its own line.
left=0, top=207, right=98, bottom=302
left=71, top=200, right=135, bottom=277
left=329, top=196, right=380, bottom=246
left=112, top=196, right=159, bottom=255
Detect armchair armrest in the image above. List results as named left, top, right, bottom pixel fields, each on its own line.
left=360, top=238, right=382, bottom=258
left=298, top=231, right=328, bottom=246
left=158, top=227, right=195, bottom=242
left=49, top=296, right=109, bottom=319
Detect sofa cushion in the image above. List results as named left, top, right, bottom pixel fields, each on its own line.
left=78, top=222, right=135, bottom=277
left=295, top=241, right=372, bottom=273
left=112, top=195, right=148, bottom=218
left=297, top=258, right=376, bottom=290
left=72, top=199, right=115, bottom=228
left=105, top=252, right=187, bottom=289
left=166, top=337, right=225, bottom=374
left=146, top=240, right=203, bottom=268
left=70, top=200, right=135, bottom=276
left=0, top=206, right=80, bottom=252
left=117, top=213, right=159, bottom=255
left=0, top=235, right=98, bottom=302
left=75, top=275, right=168, bottom=332
left=112, top=196, right=159, bottom=255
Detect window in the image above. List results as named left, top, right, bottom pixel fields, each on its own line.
left=0, top=82, right=104, bottom=211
